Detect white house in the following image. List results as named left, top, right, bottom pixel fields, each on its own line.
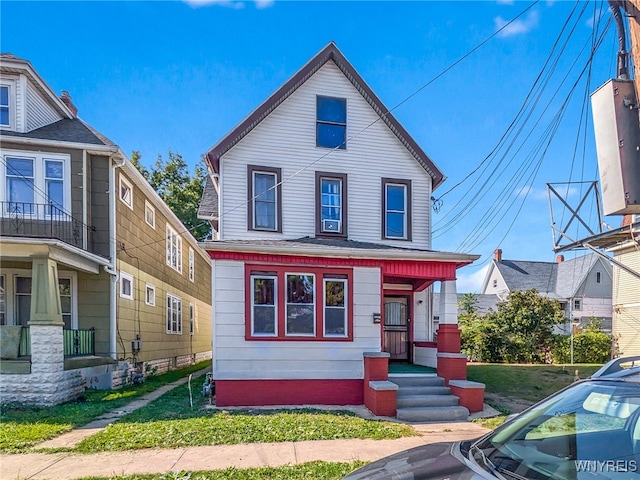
left=199, top=43, right=480, bottom=414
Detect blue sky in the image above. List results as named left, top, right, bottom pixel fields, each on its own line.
left=1, top=1, right=620, bottom=291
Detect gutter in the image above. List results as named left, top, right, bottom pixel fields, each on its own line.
left=0, top=134, right=120, bottom=153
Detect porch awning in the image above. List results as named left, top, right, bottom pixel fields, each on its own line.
left=200, top=237, right=479, bottom=289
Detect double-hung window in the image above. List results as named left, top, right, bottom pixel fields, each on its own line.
left=2, top=151, right=71, bottom=217
left=145, top=200, right=155, bottom=228
left=167, top=293, right=182, bottom=334
left=1, top=82, right=13, bottom=129
left=316, top=96, right=346, bottom=149
left=251, top=275, right=277, bottom=336
left=166, top=224, right=182, bottom=272
left=248, top=165, right=281, bottom=232
left=382, top=178, right=412, bottom=240
left=119, top=271, right=133, bottom=300
left=245, top=265, right=352, bottom=341
left=119, top=175, right=133, bottom=209
left=324, top=278, right=347, bottom=337
left=286, top=274, right=315, bottom=335
left=316, top=172, right=347, bottom=236
left=188, top=247, right=195, bottom=282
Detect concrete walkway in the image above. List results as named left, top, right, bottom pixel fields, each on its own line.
left=1, top=368, right=494, bottom=480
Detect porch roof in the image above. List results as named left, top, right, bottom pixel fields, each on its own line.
left=200, top=237, right=479, bottom=286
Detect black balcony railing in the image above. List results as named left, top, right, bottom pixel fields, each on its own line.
left=0, top=201, right=94, bottom=250
left=64, top=328, right=95, bottom=357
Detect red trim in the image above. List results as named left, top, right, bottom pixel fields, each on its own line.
left=208, top=250, right=466, bottom=279
left=244, top=263, right=354, bottom=342
left=215, top=379, right=363, bottom=406
left=414, top=341, right=437, bottom=348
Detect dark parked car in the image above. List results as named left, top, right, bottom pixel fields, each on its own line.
left=344, top=356, right=640, bottom=480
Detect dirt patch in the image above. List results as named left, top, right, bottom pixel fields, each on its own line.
left=484, top=392, right=535, bottom=414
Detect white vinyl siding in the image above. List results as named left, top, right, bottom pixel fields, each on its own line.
left=219, top=62, right=433, bottom=248
left=212, top=261, right=381, bottom=381
left=25, top=81, right=60, bottom=132
left=612, top=246, right=640, bottom=356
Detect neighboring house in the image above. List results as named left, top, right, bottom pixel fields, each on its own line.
left=609, top=215, right=640, bottom=356
left=0, top=54, right=212, bottom=405
left=199, top=42, right=480, bottom=414
left=481, top=249, right=613, bottom=333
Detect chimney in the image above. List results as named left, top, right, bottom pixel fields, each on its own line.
left=494, top=249, right=502, bottom=262
left=556, top=255, right=564, bottom=263
left=60, top=90, right=78, bottom=118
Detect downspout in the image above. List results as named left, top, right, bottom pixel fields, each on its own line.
left=82, top=151, right=88, bottom=250
left=106, top=152, right=126, bottom=359
left=609, top=0, right=630, bottom=80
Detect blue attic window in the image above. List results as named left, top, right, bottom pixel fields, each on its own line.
left=316, top=96, right=346, bottom=149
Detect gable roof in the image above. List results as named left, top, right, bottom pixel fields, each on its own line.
left=204, top=42, right=445, bottom=190
left=495, top=260, right=559, bottom=297
left=197, top=174, right=219, bottom=219
left=486, top=253, right=608, bottom=300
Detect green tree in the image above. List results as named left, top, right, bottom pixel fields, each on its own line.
left=131, top=150, right=211, bottom=241
left=551, top=317, right=612, bottom=364
left=459, top=289, right=565, bottom=363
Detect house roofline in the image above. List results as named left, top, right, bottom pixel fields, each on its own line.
left=204, top=42, right=445, bottom=190
left=1, top=54, right=75, bottom=120
left=199, top=239, right=478, bottom=264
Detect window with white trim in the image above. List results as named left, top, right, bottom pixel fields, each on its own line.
left=189, top=247, right=195, bottom=282
left=119, top=271, right=133, bottom=300
left=573, top=299, right=582, bottom=311
left=166, top=224, right=182, bottom=272
left=119, top=175, right=133, bottom=209
left=189, top=303, right=194, bottom=336
left=145, top=284, right=156, bottom=306
left=145, top=200, right=155, bottom=228
left=167, top=293, right=182, bottom=334
left=324, top=278, right=347, bottom=337
left=0, top=82, right=13, bottom=129
left=1, top=151, right=71, bottom=217
left=286, top=274, right=315, bottom=336
left=251, top=275, right=277, bottom=336
left=59, top=278, right=72, bottom=329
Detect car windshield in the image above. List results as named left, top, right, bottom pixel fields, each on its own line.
left=473, top=380, right=640, bottom=480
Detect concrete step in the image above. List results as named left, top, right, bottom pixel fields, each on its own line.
left=395, top=385, right=451, bottom=397
left=396, top=394, right=460, bottom=408
left=388, top=375, right=444, bottom=387
left=396, top=405, right=470, bottom=423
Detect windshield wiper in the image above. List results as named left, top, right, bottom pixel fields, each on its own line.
left=471, top=444, right=506, bottom=479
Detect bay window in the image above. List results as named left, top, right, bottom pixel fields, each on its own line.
left=245, top=265, right=352, bottom=341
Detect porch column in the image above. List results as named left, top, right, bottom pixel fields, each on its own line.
left=436, top=280, right=467, bottom=384
left=28, top=257, right=82, bottom=405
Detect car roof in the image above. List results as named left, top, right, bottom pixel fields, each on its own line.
left=590, top=356, right=640, bottom=383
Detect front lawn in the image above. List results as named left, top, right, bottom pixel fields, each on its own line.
left=0, top=361, right=210, bottom=453
left=73, top=381, right=415, bottom=453
left=77, top=461, right=367, bottom=480
left=467, top=363, right=602, bottom=402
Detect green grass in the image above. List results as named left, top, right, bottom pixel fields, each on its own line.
left=467, top=363, right=602, bottom=402
left=73, top=381, right=416, bottom=452
left=0, top=361, right=210, bottom=453
left=76, top=461, right=368, bottom=480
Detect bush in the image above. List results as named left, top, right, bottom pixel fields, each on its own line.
left=552, top=327, right=612, bottom=364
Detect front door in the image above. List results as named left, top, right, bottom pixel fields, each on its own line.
left=383, top=296, right=410, bottom=361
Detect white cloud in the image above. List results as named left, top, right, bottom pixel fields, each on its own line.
left=183, top=0, right=273, bottom=8
left=255, top=0, right=274, bottom=8
left=456, top=265, right=490, bottom=293
left=494, top=10, right=539, bottom=38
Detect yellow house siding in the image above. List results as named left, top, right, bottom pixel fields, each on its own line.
left=612, top=245, right=640, bottom=357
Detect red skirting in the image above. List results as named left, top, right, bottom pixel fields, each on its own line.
left=215, top=379, right=364, bottom=406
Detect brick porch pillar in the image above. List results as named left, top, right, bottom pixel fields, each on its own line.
left=436, top=280, right=467, bottom=384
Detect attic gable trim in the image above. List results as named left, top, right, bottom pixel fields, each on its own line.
left=1, top=55, right=74, bottom=120
left=205, top=42, right=445, bottom=189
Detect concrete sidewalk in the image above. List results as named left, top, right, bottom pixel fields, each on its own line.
left=2, top=422, right=490, bottom=480
left=2, top=367, right=495, bottom=479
